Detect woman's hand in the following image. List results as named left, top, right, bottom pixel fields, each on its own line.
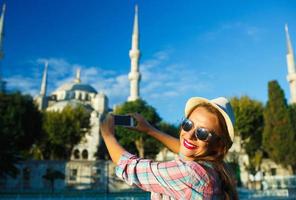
left=100, top=114, right=115, bottom=138
left=130, top=113, right=154, bottom=134
left=99, top=113, right=125, bottom=164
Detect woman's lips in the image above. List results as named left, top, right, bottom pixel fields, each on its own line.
left=183, top=139, right=197, bottom=150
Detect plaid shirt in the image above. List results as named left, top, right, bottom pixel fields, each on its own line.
left=115, top=151, right=223, bottom=200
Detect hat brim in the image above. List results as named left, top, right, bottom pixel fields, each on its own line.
left=185, top=97, right=234, bottom=143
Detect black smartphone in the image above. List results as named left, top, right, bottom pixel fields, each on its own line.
left=114, top=115, right=135, bottom=127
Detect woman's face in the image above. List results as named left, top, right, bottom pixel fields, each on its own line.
left=179, top=106, right=221, bottom=161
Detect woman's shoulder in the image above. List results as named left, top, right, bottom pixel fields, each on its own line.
left=175, top=157, right=211, bottom=176
left=173, top=158, right=222, bottom=194
left=178, top=158, right=220, bottom=182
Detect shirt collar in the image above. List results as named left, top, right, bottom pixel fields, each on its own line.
left=178, top=152, right=214, bottom=169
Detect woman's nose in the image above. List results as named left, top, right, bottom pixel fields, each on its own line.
left=187, top=129, right=196, bottom=140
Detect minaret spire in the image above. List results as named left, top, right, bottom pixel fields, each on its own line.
left=75, top=68, right=81, bottom=83
left=285, top=24, right=296, bottom=104
left=36, top=61, right=49, bottom=110
left=128, top=4, right=141, bottom=101
left=40, top=61, right=48, bottom=96
left=132, top=5, right=139, bottom=49
left=0, top=2, right=6, bottom=59
left=0, top=3, right=6, bottom=93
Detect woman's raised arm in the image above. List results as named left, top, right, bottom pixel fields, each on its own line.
left=100, top=114, right=125, bottom=164
left=131, top=113, right=180, bottom=154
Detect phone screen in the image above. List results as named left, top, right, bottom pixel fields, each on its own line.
left=114, top=115, right=134, bottom=127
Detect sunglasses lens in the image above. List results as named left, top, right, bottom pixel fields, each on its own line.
left=196, top=128, right=209, bottom=141
left=182, top=119, right=193, bottom=132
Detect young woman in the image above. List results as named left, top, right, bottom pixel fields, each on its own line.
left=100, top=97, right=238, bottom=200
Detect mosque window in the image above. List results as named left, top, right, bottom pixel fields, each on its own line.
left=271, top=168, right=276, bottom=176
left=69, top=169, right=78, bottom=181
left=69, top=92, right=75, bottom=99
left=51, top=95, right=57, bottom=101
left=94, top=168, right=102, bottom=183
left=82, top=149, right=88, bottom=160
left=65, top=92, right=70, bottom=100
left=96, top=168, right=102, bottom=182
left=73, top=149, right=80, bottom=159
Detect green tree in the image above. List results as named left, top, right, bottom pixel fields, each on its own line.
left=41, top=105, right=90, bottom=160
left=158, top=121, right=179, bottom=139
left=288, top=104, right=296, bottom=172
left=231, top=96, right=264, bottom=173
left=114, top=99, right=162, bottom=158
left=0, top=92, right=42, bottom=178
left=263, top=80, right=295, bottom=167
left=231, top=96, right=264, bottom=154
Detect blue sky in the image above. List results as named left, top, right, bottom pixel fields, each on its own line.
left=1, top=0, right=296, bottom=123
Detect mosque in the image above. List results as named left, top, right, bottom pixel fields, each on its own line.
left=34, top=5, right=142, bottom=161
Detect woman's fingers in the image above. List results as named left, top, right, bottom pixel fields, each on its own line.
left=100, top=114, right=115, bottom=136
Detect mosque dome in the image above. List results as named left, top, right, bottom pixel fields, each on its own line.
left=52, top=82, right=97, bottom=94
left=52, top=68, right=97, bottom=95
left=49, top=69, right=98, bottom=102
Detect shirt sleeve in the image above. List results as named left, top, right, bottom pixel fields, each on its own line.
left=115, top=151, right=210, bottom=199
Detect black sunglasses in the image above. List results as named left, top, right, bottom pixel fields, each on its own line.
left=181, top=118, right=218, bottom=141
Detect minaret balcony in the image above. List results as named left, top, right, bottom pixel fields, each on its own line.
left=128, top=72, right=141, bottom=81
left=129, top=49, right=140, bottom=58
left=287, top=73, right=296, bottom=82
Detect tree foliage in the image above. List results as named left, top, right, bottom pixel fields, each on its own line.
left=288, top=104, right=296, bottom=172
left=41, top=105, right=90, bottom=160
left=114, top=99, right=162, bottom=158
left=230, top=96, right=264, bottom=157
left=263, top=80, right=295, bottom=166
left=158, top=121, right=179, bottom=139
left=0, top=92, right=42, bottom=178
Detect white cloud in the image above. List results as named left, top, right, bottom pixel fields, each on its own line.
left=97, top=74, right=130, bottom=103
left=37, top=58, right=71, bottom=77
left=139, top=52, right=213, bottom=102
left=246, top=26, right=260, bottom=37
left=203, top=22, right=262, bottom=41
left=5, top=75, right=39, bottom=96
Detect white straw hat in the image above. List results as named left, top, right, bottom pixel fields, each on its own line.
left=185, top=97, right=235, bottom=144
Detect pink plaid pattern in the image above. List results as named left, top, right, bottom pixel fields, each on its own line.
left=115, top=151, right=223, bottom=200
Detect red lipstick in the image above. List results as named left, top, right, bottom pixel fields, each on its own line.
left=183, top=139, right=197, bottom=150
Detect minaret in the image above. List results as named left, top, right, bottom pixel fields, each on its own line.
left=0, top=3, right=6, bottom=93
left=285, top=24, right=296, bottom=104
left=74, top=68, right=81, bottom=83
left=38, top=62, right=48, bottom=110
left=40, top=61, right=48, bottom=96
left=128, top=5, right=141, bottom=101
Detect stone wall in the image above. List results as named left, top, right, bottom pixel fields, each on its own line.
left=0, top=160, right=133, bottom=192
